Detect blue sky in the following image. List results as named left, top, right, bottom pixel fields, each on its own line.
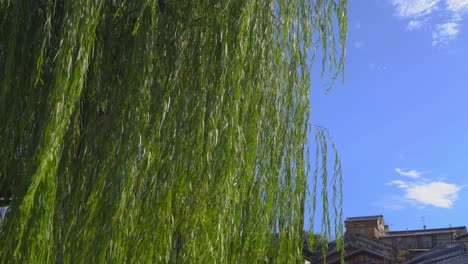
left=309, top=0, right=468, bottom=233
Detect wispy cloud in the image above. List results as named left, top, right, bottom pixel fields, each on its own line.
left=408, top=19, right=426, bottom=30
left=446, top=0, right=468, bottom=12
left=433, top=22, right=460, bottom=45
left=387, top=180, right=461, bottom=208
left=395, top=168, right=422, bottom=178
left=386, top=180, right=410, bottom=188
left=392, top=0, right=441, bottom=17
left=390, top=0, right=467, bottom=45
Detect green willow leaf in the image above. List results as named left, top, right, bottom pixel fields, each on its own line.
left=0, top=0, right=347, bottom=263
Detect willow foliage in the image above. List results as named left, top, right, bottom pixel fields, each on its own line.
left=0, top=0, right=347, bottom=263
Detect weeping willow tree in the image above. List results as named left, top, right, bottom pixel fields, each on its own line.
left=0, top=0, right=347, bottom=263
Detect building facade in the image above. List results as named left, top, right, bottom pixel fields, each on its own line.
left=306, top=215, right=468, bottom=263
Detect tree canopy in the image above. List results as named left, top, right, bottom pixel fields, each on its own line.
left=0, top=0, right=347, bottom=263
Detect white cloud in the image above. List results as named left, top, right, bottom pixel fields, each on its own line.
left=386, top=180, right=410, bottom=189
left=406, top=181, right=460, bottom=208
left=386, top=180, right=462, bottom=208
left=432, top=22, right=460, bottom=45
left=389, top=0, right=467, bottom=45
left=433, top=0, right=468, bottom=46
left=407, top=19, right=426, bottom=30
left=447, top=0, right=468, bottom=12
left=385, top=168, right=463, bottom=209
left=395, top=168, right=422, bottom=178
left=392, top=0, right=441, bottom=17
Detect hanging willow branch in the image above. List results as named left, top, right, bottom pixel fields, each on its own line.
left=308, top=125, right=344, bottom=263
left=0, top=0, right=347, bottom=263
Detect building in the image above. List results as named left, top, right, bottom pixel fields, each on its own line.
left=345, top=215, right=388, bottom=238
left=305, top=233, right=397, bottom=264
left=402, top=242, right=468, bottom=264
left=345, top=215, right=467, bottom=261
left=380, top=226, right=467, bottom=259
left=306, top=215, right=468, bottom=263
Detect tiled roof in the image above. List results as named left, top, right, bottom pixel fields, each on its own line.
left=403, top=242, right=468, bottom=264
left=386, top=226, right=466, bottom=235
left=305, top=233, right=396, bottom=264
left=455, top=233, right=468, bottom=240
left=438, top=254, right=468, bottom=264
left=345, top=215, right=384, bottom=222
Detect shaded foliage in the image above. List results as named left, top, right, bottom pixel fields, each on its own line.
left=0, top=0, right=346, bottom=262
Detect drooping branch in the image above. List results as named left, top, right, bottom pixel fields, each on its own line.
left=0, top=0, right=347, bottom=263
